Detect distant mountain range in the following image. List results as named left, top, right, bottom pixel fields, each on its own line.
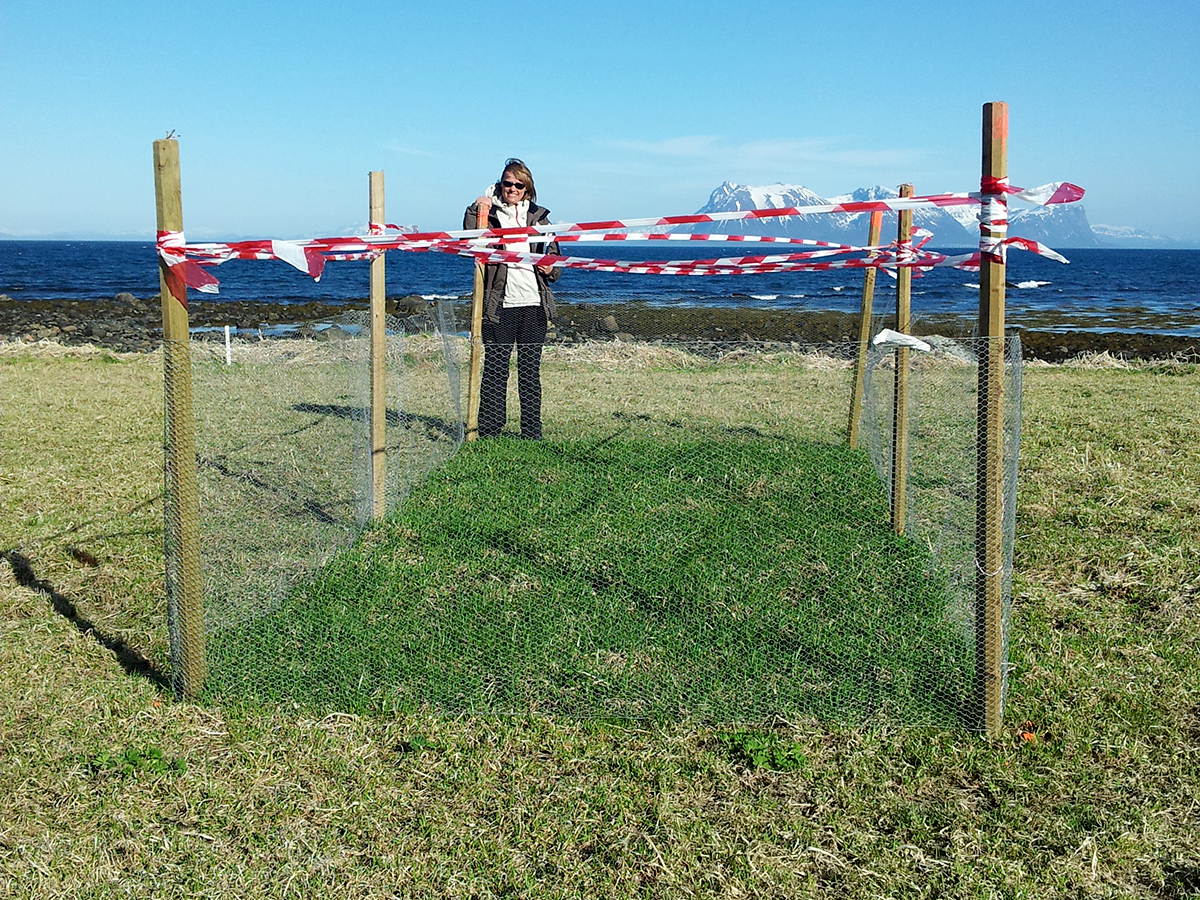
left=691, top=182, right=1199, bottom=249
left=3, top=188, right=1195, bottom=249
left=0, top=230, right=153, bottom=242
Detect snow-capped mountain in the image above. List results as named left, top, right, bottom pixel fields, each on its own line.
left=692, top=181, right=975, bottom=245
left=1089, top=223, right=1198, bottom=248
left=1007, top=205, right=1100, bottom=247
left=695, top=182, right=858, bottom=241
left=934, top=192, right=1102, bottom=247
left=1092, top=224, right=1162, bottom=241
left=691, top=181, right=1196, bottom=249
left=829, top=185, right=977, bottom=244
left=943, top=204, right=979, bottom=232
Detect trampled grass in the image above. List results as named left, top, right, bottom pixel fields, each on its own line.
left=207, top=434, right=972, bottom=723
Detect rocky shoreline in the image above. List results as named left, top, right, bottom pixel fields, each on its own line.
left=2, top=293, right=1198, bottom=363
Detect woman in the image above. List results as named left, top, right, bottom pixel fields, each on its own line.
left=463, top=158, right=561, bottom=440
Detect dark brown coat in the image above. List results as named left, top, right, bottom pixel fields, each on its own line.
left=463, top=196, right=561, bottom=324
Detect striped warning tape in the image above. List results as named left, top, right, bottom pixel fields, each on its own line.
left=156, top=180, right=1083, bottom=302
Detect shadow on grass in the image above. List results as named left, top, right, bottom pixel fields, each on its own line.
left=2, top=549, right=170, bottom=692
left=293, top=402, right=459, bottom=441
left=1162, top=862, right=1200, bottom=900
left=195, top=400, right=462, bottom=529
left=197, top=457, right=350, bottom=526
left=609, top=411, right=788, bottom=443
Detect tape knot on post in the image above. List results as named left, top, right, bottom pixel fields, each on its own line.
left=979, top=177, right=1009, bottom=266
left=157, top=229, right=187, bottom=255
left=156, top=229, right=218, bottom=305
left=980, top=175, right=1011, bottom=194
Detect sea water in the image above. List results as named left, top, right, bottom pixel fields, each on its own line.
left=2, top=241, right=1198, bottom=337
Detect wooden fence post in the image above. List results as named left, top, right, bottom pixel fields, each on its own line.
left=466, top=203, right=489, bottom=442
left=847, top=209, right=884, bottom=449
left=154, top=138, right=205, bottom=699
left=977, top=102, right=1008, bottom=736
left=369, top=171, right=387, bottom=519
left=890, top=185, right=914, bottom=535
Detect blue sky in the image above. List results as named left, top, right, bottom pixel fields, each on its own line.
left=2, top=0, right=1197, bottom=241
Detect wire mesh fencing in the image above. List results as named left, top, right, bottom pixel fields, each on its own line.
left=861, top=334, right=1022, bottom=716
left=166, top=304, right=1019, bottom=728
left=168, top=306, right=462, bottom=673
left=162, top=338, right=205, bottom=698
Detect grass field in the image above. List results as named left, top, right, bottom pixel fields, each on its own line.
left=192, top=336, right=976, bottom=724
left=2, top=341, right=1198, bottom=897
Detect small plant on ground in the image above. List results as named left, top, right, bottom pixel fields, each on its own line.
left=87, top=746, right=186, bottom=777
left=719, top=730, right=809, bottom=772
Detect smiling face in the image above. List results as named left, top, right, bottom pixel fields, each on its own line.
left=498, top=159, right=535, bottom=204
left=500, top=169, right=527, bottom=205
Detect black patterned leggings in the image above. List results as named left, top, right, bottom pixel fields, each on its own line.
left=480, top=304, right=547, bottom=439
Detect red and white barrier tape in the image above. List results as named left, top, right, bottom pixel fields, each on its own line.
left=155, top=180, right=1083, bottom=303
left=436, top=235, right=1062, bottom=277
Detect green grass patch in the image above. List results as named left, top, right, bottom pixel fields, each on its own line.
left=208, top=433, right=973, bottom=724
left=87, top=745, right=187, bottom=778
left=718, top=729, right=809, bottom=772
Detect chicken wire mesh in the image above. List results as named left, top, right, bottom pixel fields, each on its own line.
left=860, top=334, right=1022, bottom=717
left=163, top=339, right=205, bottom=699
left=163, top=305, right=462, bottom=689
left=164, top=303, right=1019, bottom=728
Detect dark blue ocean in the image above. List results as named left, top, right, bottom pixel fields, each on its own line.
left=2, top=241, right=1199, bottom=336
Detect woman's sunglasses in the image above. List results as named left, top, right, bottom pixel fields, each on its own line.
left=501, top=180, right=526, bottom=189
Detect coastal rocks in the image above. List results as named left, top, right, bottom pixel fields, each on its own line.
left=389, top=294, right=428, bottom=316
left=1, top=295, right=1197, bottom=362
left=1015, top=329, right=1198, bottom=363
left=0, top=297, right=156, bottom=352
left=390, top=295, right=446, bottom=335
left=313, top=324, right=354, bottom=341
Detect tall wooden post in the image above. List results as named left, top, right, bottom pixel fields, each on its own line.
left=154, top=138, right=205, bottom=699
left=847, top=209, right=884, bottom=449
left=977, top=102, right=1008, bottom=736
left=466, top=203, right=489, bottom=442
left=369, top=171, right=387, bottom=519
left=890, top=185, right=913, bottom=535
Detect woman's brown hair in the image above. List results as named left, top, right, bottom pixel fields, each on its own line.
left=499, top=157, right=536, bottom=202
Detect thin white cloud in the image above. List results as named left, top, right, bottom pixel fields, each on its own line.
left=607, top=135, right=723, bottom=157
left=383, top=142, right=442, bottom=159
left=604, top=135, right=922, bottom=171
